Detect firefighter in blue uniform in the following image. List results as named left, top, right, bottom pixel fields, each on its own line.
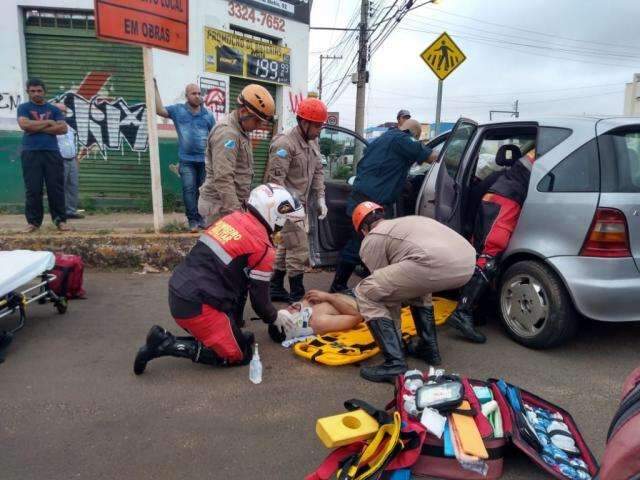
left=329, top=119, right=438, bottom=293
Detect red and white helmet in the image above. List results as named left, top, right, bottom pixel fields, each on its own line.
left=248, top=183, right=305, bottom=232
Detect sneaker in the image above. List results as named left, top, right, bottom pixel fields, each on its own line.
left=66, top=213, right=85, bottom=219
left=188, top=220, right=199, bottom=233
left=24, top=224, right=40, bottom=233
left=198, top=219, right=208, bottom=230
left=56, top=222, right=72, bottom=232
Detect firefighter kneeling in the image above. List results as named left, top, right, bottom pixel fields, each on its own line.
left=133, top=184, right=304, bottom=374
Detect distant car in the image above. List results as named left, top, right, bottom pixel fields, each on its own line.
left=312, top=117, right=640, bottom=348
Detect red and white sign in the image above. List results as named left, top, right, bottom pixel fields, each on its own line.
left=327, top=112, right=339, bottom=126
left=94, top=0, right=189, bottom=54
left=199, top=73, right=230, bottom=123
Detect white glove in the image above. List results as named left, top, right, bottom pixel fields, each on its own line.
left=274, top=309, right=296, bottom=333
left=318, top=196, right=328, bottom=220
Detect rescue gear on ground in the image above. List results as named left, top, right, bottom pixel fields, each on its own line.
left=406, top=305, right=441, bottom=366
left=360, top=317, right=408, bottom=383
left=316, top=407, right=380, bottom=449
left=352, top=201, right=384, bottom=233
left=270, top=269, right=291, bottom=303
left=237, top=84, right=275, bottom=122
left=288, top=273, right=306, bottom=302
left=199, top=110, right=255, bottom=221
left=398, top=118, right=422, bottom=140
left=293, top=299, right=456, bottom=366
left=133, top=325, right=226, bottom=375
left=248, top=183, right=305, bottom=234
left=296, top=97, right=328, bottom=124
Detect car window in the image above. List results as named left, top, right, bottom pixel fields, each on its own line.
left=441, top=122, right=475, bottom=178
left=409, top=136, right=447, bottom=176
left=600, top=128, right=640, bottom=193
left=536, top=127, right=572, bottom=158
left=473, top=129, right=537, bottom=180
left=537, top=138, right=599, bottom=192
left=319, top=128, right=367, bottom=183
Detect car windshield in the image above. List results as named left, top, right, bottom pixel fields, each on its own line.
left=319, top=127, right=367, bottom=183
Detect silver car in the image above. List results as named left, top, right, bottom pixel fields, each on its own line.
left=312, top=118, right=640, bottom=348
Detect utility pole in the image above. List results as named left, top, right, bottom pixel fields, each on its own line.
left=318, top=54, right=342, bottom=100
left=353, top=0, right=369, bottom=167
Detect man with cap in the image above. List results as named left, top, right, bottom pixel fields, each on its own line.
left=329, top=118, right=438, bottom=294
left=351, top=201, right=476, bottom=383
left=396, top=109, right=411, bottom=128
left=199, top=84, right=276, bottom=225
left=266, top=97, right=328, bottom=303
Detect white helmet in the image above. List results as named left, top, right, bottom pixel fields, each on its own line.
left=248, top=183, right=305, bottom=232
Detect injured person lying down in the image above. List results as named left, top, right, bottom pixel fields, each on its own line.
left=268, top=290, right=363, bottom=343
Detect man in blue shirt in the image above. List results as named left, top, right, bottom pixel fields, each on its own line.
left=329, top=119, right=438, bottom=293
left=16, top=78, right=69, bottom=232
left=155, top=79, right=215, bottom=231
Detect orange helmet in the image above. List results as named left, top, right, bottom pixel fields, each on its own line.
left=296, top=98, right=328, bottom=124
left=352, top=201, right=384, bottom=232
left=238, top=84, right=275, bottom=123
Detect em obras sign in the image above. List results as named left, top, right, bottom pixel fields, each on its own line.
left=204, top=27, right=291, bottom=86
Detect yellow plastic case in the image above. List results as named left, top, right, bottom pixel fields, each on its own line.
left=316, top=409, right=380, bottom=448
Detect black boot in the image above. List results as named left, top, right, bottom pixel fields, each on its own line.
left=270, top=270, right=290, bottom=303
left=329, top=261, right=356, bottom=293
left=288, top=273, right=305, bottom=302
left=407, top=305, right=442, bottom=366
left=446, top=270, right=488, bottom=344
left=360, top=317, right=408, bottom=383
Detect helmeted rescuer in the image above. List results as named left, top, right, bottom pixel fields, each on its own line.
left=133, top=184, right=305, bottom=374
left=266, top=97, right=328, bottom=303
left=329, top=118, right=438, bottom=294
left=198, top=84, right=276, bottom=225
left=352, top=202, right=475, bottom=383
left=446, top=146, right=536, bottom=343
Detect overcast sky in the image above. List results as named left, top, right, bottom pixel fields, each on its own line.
left=308, top=0, right=639, bottom=129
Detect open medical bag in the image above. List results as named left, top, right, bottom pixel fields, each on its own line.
left=596, top=366, right=640, bottom=480
left=404, top=375, right=598, bottom=479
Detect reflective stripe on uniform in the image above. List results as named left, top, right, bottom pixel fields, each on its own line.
left=249, top=269, right=272, bottom=282
left=199, top=234, right=233, bottom=265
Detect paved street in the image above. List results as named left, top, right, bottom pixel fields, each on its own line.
left=2, top=271, right=639, bottom=479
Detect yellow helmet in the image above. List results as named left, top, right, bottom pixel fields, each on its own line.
left=238, top=84, right=275, bottom=123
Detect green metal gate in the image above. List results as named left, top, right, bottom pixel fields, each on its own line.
left=24, top=9, right=150, bottom=209
left=229, top=77, right=277, bottom=187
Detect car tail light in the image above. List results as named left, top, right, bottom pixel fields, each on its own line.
left=580, top=208, right=631, bottom=257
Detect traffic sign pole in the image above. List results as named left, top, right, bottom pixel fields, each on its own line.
left=143, top=47, right=164, bottom=232
left=435, top=79, right=443, bottom=136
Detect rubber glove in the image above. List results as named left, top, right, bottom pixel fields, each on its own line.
left=318, top=196, right=328, bottom=220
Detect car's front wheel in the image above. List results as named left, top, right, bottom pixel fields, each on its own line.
left=498, top=260, right=578, bottom=349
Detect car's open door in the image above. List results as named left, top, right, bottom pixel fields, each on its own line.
left=308, top=126, right=368, bottom=267
left=416, top=118, right=477, bottom=233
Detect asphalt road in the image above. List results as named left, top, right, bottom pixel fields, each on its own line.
left=2, top=271, right=639, bottom=480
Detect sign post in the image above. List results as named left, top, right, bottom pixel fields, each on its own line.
left=420, top=32, right=466, bottom=136
left=94, top=0, right=189, bottom=232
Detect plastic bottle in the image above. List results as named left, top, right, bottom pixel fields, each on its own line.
left=249, top=343, right=262, bottom=384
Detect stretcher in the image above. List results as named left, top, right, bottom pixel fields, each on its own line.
left=293, top=297, right=457, bottom=366
left=0, top=250, right=68, bottom=362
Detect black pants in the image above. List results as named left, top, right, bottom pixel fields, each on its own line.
left=21, top=150, right=66, bottom=226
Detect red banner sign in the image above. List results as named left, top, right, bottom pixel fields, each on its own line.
left=95, top=0, right=189, bottom=54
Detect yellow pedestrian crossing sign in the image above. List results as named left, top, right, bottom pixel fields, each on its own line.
left=420, top=32, right=466, bottom=81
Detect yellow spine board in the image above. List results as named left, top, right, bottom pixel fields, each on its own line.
left=293, top=297, right=457, bottom=366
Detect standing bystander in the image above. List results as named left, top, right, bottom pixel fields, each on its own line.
left=54, top=103, right=83, bottom=220
left=16, top=78, right=69, bottom=232
left=155, top=79, right=215, bottom=231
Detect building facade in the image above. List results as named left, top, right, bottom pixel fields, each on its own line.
left=0, top=0, right=311, bottom=210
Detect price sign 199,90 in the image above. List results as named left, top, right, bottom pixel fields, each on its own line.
left=248, top=55, right=290, bottom=85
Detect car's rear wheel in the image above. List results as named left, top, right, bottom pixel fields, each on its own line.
left=499, top=260, right=578, bottom=348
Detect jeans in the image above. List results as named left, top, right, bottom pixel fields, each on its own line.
left=63, top=158, right=79, bottom=215
left=21, top=150, right=66, bottom=226
left=179, top=161, right=206, bottom=223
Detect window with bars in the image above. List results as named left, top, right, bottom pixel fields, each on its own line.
left=229, top=24, right=279, bottom=44
left=24, top=8, right=95, bottom=30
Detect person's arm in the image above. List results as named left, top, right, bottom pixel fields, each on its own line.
left=41, top=121, right=68, bottom=135
left=311, top=145, right=327, bottom=218
left=210, top=130, right=242, bottom=213
left=17, top=116, right=55, bottom=133
left=248, top=279, right=277, bottom=324
left=153, top=78, right=170, bottom=118
left=264, top=137, right=291, bottom=186
left=304, top=290, right=361, bottom=317
left=395, top=134, right=434, bottom=165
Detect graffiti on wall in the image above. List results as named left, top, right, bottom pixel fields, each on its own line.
left=199, top=73, right=229, bottom=123
left=0, top=92, right=22, bottom=111
left=54, top=72, right=148, bottom=160
left=284, top=90, right=304, bottom=128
